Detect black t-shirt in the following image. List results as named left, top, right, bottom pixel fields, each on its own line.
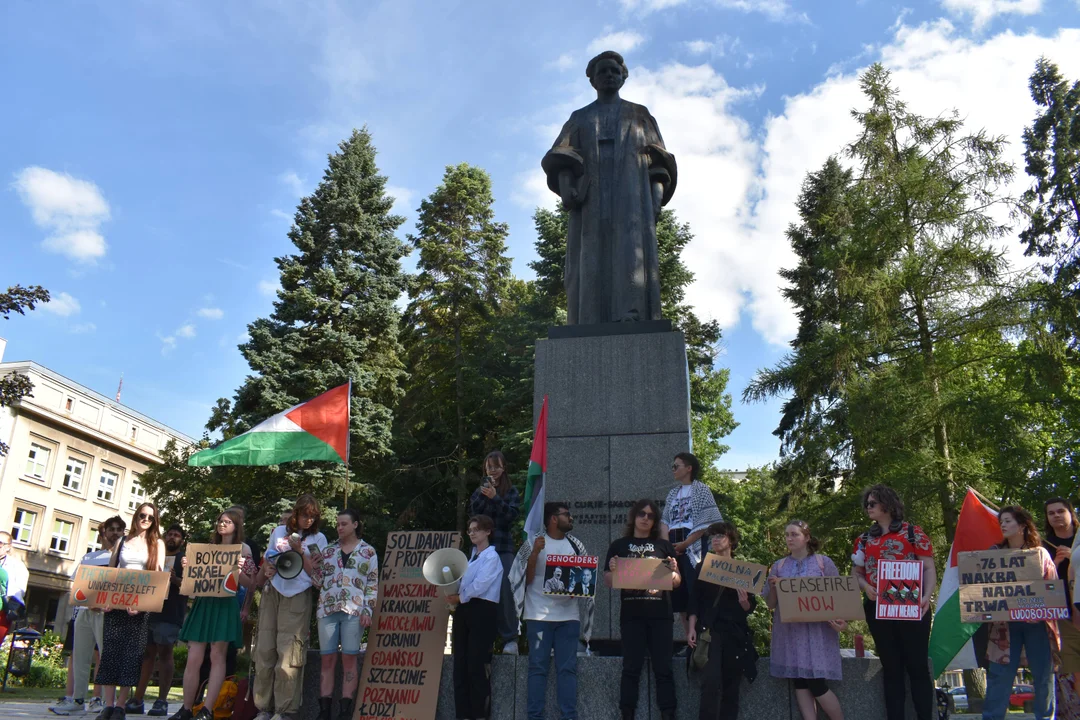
left=604, top=536, right=677, bottom=618
left=1044, top=533, right=1075, bottom=605
left=150, top=550, right=187, bottom=627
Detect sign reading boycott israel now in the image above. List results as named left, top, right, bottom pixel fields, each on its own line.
left=776, top=575, right=865, bottom=623
left=875, top=560, right=923, bottom=620
left=355, top=531, right=460, bottom=720
left=180, top=543, right=242, bottom=598
left=70, top=566, right=172, bottom=612
left=698, top=553, right=768, bottom=594
left=958, top=548, right=1069, bottom=622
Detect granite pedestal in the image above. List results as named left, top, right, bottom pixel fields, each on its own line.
left=533, top=326, right=692, bottom=643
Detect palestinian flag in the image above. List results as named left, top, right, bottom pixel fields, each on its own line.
left=928, top=488, right=1001, bottom=676
left=188, top=383, right=350, bottom=467
left=522, top=395, right=549, bottom=539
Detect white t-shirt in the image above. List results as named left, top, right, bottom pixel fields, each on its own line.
left=268, top=525, right=328, bottom=597
left=523, top=535, right=580, bottom=623
left=70, top=549, right=112, bottom=619
left=668, top=485, right=693, bottom=531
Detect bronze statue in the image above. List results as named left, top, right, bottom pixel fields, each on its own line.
left=542, top=50, right=677, bottom=325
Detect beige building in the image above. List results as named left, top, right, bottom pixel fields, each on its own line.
left=0, top=339, right=194, bottom=635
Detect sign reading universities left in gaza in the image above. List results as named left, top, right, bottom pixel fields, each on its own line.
left=70, top=566, right=172, bottom=612
left=355, top=531, right=460, bottom=720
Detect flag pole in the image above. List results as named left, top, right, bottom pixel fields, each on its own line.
left=343, top=378, right=353, bottom=508
left=967, top=486, right=999, bottom=511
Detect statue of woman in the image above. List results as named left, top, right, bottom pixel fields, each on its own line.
left=542, top=50, right=677, bottom=325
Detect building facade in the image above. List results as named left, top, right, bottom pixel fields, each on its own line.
left=0, top=347, right=194, bottom=635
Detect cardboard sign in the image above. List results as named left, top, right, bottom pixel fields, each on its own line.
left=70, top=565, right=172, bottom=612
left=163, top=555, right=177, bottom=573
left=356, top=531, right=460, bottom=720
left=544, top=555, right=599, bottom=597
left=958, top=549, right=1068, bottom=622
left=775, top=575, right=865, bottom=622
left=180, top=543, right=242, bottom=598
left=611, top=558, right=674, bottom=591
left=875, top=560, right=924, bottom=620
left=698, top=553, right=768, bottom=594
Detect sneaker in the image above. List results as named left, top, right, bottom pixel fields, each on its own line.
left=166, top=708, right=192, bottom=720
left=125, top=700, right=145, bottom=715
left=86, top=698, right=105, bottom=714
left=94, top=707, right=114, bottom=720
left=51, top=698, right=83, bottom=715
left=252, top=712, right=273, bottom=720
left=147, top=700, right=169, bottom=717
left=113, top=708, right=127, bottom=720
left=193, top=709, right=213, bottom=720
left=502, top=641, right=519, bottom=655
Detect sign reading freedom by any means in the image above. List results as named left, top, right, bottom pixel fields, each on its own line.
left=355, top=531, right=460, bottom=720
left=958, top=548, right=1068, bottom=622
left=70, top=566, right=172, bottom=612
left=543, top=555, right=599, bottom=598
left=875, top=560, right=923, bottom=620
left=698, top=553, right=768, bottom=594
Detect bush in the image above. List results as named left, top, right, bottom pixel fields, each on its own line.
left=0, top=629, right=68, bottom=688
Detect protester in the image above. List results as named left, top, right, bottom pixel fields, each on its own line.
left=468, top=450, right=521, bottom=654
left=448, top=514, right=503, bottom=720
left=229, top=505, right=260, bottom=625
left=510, top=501, right=594, bottom=720
left=0, top=530, right=30, bottom=645
left=852, top=485, right=936, bottom=720
left=252, top=494, right=327, bottom=720
left=1043, top=496, right=1080, bottom=707
left=981, top=506, right=1058, bottom=720
left=50, top=517, right=125, bottom=716
left=169, top=511, right=255, bottom=720
left=313, top=509, right=379, bottom=720
left=129, top=524, right=188, bottom=716
left=765, top=521, right=846, bottom=720
left=660, top=452, right=722, bottom=642
left=94, top=503, right=166, bottom=720
left=688, top=522, right=757, bottom=720
left=603, top=498, right=680, bottom=720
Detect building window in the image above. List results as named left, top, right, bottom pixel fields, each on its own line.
left=50, top=518, right=74, bottom=554
left=12, top=508, right=37, bottom=546
left=65, top=398, right=74, bottom=412
left=25, top=443, right=51, bottom=480
left=127, top=480, right=147, bottom=512
left=130, top=426, right=138, bottom=442
left=86, top=523, right=102, bottom=554
left=97, top=469, right=119, bottom=503
left=63, top=457, right=87, bottom=493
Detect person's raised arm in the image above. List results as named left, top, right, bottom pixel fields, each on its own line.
left=525, top=535, right=545, bottom=586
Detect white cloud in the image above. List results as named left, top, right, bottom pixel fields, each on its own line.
left=70, top=322, right=97, bottom=334
left=684, top=40, right=714, bottom=55
left=511, top=170, right=558, bottom=212
left=550, top=53, right=576, bottom=72
left=384, top=185, right=415, bottom=214
left=940, top=0, right=1042, bottom=29
left=270, top=208, right=293, bottom=222
left=42, top=292, right=82, bottom=317
left=621, top=0, right=802, bottom=21
left=13, top=167, right=110, bottom=263
left=279, top=171, right=305, bottom=197
left=159, top=335, right=177, bottom=355
left=258, top=280, right=279, bottom=297
left=176, top=323, right=196, bottom=339
left=197, top=307, right=224, bottom=320
left=588, top=31, right=646, bottom=55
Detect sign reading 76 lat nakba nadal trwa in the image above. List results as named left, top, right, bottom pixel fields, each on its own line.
left=958, top=548, right=1068, bottom=622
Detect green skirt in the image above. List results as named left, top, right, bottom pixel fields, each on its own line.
left=179, top=596, right=242, bottom=646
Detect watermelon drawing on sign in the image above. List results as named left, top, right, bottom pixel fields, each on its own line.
left=223, top=572, right=239, bottom=595
left=74, top=588, right=88, bottom=603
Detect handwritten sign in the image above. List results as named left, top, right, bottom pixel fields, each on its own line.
left=70, top=566, right=172, bottom=612
left=611, top=558, right=673, bottom=591
left=356, top=531, right=460, bottom=720
left=698, top=553, right=768, bottom=594
left=180, top=543, right=242, bottom=597
left=543, top=555, right=599, bottom=597
left=776, top=575, right=864, bottom=622
left=958, top=549, right=1068, bottom=622
left=876, top=560, right=923, bottom=620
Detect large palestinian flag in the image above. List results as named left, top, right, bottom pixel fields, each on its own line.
left=522, top=395, right=548, bottom=539
left=188, top=383, right=350, bottom=467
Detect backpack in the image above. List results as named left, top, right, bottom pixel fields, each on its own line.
left=193, top=677, right=238, bottom=720
left=230, top=677, right=258, bottom=720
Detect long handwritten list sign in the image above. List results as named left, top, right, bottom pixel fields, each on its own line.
left=354, top=531, right=460, bottom=720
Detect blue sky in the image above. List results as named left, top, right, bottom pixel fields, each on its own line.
left=2, top=0, right=1078, bottom=470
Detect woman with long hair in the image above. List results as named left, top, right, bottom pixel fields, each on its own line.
left=982, top=506, right=1059, bottom=720
left=251, top=494, right=327, bottom=720
left=765, top=520, right=846, bottom=720
left=468, top=450, right=521, bottom=654
left=852, top=485, right=936, bottom=720
left=94, top=502, right=165, bottom=720
left=604, top=498, right=680, bottom=720
left=169, top=510, right=256, bottom=720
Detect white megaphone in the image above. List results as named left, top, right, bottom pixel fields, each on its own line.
left=422, top=548, right=469, bottom=598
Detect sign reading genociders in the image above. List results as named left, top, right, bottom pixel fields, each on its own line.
left=775, top=575, right=864, bottom=623
left=355, top=531, right=460, bottom=720
left=611, top=558, right=674, bottom=591
left=543, top=555, right=599, bottom=598
left=958, top=548, right=1068, bottom=622
left=70, top=566, right=172, bottom=612
left=698, top=553, right=768, bottom=594
left=180, top=544, right=242, bottom=598
left=875, top=560, right=924, bottom=620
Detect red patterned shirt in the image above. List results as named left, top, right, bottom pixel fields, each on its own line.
left=851, top=522, right=933, bottom=588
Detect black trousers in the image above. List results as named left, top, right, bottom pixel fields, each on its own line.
left=863, top=600, right=934, bottom=720
left=698, top=634, right=743, bottom=720
left=453, top=599, right=499, bottom=720
left=620, top=615, right=676, bottom=711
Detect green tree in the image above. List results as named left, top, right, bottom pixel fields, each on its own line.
left=0, top=284, right=50, bottom=456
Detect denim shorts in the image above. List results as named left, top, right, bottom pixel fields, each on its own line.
left=317, top=611, right=362, bottom=655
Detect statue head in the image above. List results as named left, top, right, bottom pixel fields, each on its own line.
left=586, top=50, right=628, bottom=93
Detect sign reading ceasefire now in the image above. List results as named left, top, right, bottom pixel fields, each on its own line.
left=70, top=566, right=172, bottom=612
left=775, top=575, right=865, bottom=623
left=958, top=548, right=1068, bottom=622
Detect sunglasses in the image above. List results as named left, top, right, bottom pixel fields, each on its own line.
left=137, top=512, right=156, bottom=522
left=671, top=463, right=683, bottom=470
left=637, top=511, right=656, bottom=520
left=864, top=500, right=879, bottom=510
left=555, top=511, right=573, bottom=519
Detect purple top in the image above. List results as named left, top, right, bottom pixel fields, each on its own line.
left=767, top=553, right=843, bottom=681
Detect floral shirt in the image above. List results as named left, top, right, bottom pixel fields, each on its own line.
left=986, top=545, right=1061, bottom=665
left=851, top=522, right=933, bottom=588
left=315, top=540, right=379, bottom=620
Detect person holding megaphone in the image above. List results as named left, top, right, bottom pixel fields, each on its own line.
left=252, top=494, right=327, bottom=720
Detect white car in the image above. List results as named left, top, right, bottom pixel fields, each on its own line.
left=948, top=687, right=968, bottom=712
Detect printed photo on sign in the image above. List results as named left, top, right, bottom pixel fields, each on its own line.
left=875, top=559, right=923, bottom=620
left=697, top=553, right=768, bottom=594
left=543, top=555, right=599, bottom=597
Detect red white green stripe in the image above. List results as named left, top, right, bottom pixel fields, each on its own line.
left=522, top=395, right=548, bottom=539
left=188, top=383, right=351, bottom=467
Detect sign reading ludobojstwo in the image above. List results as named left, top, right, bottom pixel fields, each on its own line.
left=697, top=553, right=768, bottom=594
left=958, top=548, right=1068, bottom=623
left=355, top=531, right=460, bottom=720
left=70, top=566, right=172, bottom=612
